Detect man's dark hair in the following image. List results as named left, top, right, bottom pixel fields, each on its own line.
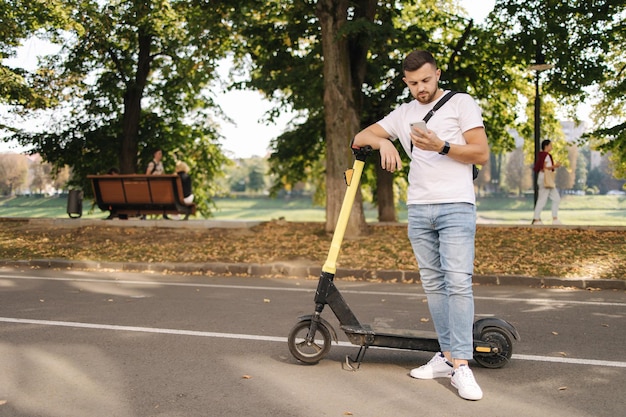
left=541, top=139, right=551, bottom=150
left=403, top=50, right=437, bottom=73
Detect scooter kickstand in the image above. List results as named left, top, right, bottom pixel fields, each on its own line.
left=342, top=345, right=369, bottom=371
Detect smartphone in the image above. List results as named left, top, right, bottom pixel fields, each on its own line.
left=410, top=121, right=427, bottom=132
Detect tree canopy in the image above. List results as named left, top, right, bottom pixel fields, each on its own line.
left=487, top=0, right=626, bottom=168
left=2, top=0, right=238, bottom=215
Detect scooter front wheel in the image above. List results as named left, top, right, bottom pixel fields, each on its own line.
left=288, top=320, right=332, bottom=364
left=474, top=327, right=514, bottom=369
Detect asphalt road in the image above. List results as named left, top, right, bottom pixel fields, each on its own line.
left=0, top=267, right=624, bottom=417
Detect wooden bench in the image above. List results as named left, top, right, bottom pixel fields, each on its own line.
left=88, top=174, right=196, bottom=220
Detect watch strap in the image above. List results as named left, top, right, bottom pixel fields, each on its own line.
left=439, top=141, right=450, bottom=155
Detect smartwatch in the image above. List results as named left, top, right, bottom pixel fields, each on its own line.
left=439, top=141, right=450, bottom=155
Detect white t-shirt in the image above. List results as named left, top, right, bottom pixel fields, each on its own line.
left=378, top=91, right=484, bottom=205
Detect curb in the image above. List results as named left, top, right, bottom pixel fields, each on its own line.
left=1, top=259, right=624, bottom=290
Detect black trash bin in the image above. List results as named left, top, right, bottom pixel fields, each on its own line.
left=67, top=189, right=83, bottom=219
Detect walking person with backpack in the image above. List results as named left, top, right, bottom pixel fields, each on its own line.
left=532, top=139, right=562, bottom=225
left=353, top=50, right=489, bottom=401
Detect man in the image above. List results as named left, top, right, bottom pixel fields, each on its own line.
left=353, top=50, right=489, bottom=401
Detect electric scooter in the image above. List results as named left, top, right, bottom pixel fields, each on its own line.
left=287, top=145, right=520, bottom=370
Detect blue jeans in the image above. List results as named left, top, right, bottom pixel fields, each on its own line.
left=407, top=203, right=476, bottom=359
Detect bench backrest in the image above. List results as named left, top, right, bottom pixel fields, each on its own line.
left=87, top=174, right=189, bottom=211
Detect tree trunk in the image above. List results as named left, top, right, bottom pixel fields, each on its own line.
left=376, top=163, right=397, bottom=222
left=316, top=0, right=374, bottom=237
left=119, top=30, right=153, bottom=174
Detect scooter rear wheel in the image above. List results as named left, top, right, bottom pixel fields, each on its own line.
left=474, top=327, right=514, bottom=369
left=288, top=320, right=332, bottom=364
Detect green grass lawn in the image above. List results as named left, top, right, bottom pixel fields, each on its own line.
left=1, top=194, right=625, bottom=226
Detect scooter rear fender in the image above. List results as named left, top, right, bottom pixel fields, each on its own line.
left=297, top=315, right=339, bottom=343
left=473, top=318, right=520, bottom=341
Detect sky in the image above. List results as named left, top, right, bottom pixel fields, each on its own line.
left=1, top=1, right=496, bottom=157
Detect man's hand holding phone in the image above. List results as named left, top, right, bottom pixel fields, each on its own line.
left=410, top=121, right=428, bottom=134
left=410, top=121, right=444, bottom=153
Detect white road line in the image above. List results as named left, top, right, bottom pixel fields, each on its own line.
left=2, top=317, right=625, bottom=369
left=511, top=354, right=626, bottom=368
left=0, top=317, right=285, bottom=342
left=2, top=274, right=625, bottom=307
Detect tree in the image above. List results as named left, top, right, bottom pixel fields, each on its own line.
left=557, top=144, right=578, bottom=190
left=313, top=0, right=374, bottom=234
left=51, top=164, right=71, bottom=192
left=4, top=0, right=235, bottom=216
left=233, top=0, right=501, bottom=234
left=504, top=148, right=532, bottom=196
left=29, top=156, right=52, bottom=193
left=586, top=14, right=626, bottom=179
left=247, top=163, right=267, bottom=193
left=0, top=153, right=28, bottom=195
left=588, top=153, right=626, bottom=194
left=486, top=0, right=626, bottom=175
left=487, top=0, right=621, bottom=98
left=0, top=1, right=72, bottom=111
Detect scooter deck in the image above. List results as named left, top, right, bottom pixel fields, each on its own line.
left=341, top=324, right=441, bottom=352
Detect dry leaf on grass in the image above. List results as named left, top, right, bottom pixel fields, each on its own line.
left=1, top=221, right=625, bottom=280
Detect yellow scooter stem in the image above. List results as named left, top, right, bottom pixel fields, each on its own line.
left=322, top=153, right=367, bottom=274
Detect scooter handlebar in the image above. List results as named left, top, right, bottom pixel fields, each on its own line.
left=349, top=141, right=373, bottom=161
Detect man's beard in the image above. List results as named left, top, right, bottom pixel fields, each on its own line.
left=414, top=89, right=436, bottom=104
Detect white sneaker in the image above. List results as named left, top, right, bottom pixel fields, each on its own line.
left=532, top=219, right=543, bottom=225
left=410, top=352, right=453, bottom=379
left=553, top=219, right=563, bottom=225
left=451, top=365, right=483, bottom=400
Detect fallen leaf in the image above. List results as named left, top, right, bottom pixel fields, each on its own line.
left=558, top=386, right=568, bottom=391
left=420, top=318, right=430, bottom=323
left=263, top=298, right=270, bottom=303
left=552, top=331, right=559, bottom=335
left=3, top=221, right=626, bottom=281
left=343, top=412, right=353, bottom=416
left=0, top=400, right=7, bottom=405
left=558, top=352, right=567, bottom=357
left=242, top=375, right=252, bottom=379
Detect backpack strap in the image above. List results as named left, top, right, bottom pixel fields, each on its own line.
left=411, top=91, right=463, bottom=153
left=409, top=91, right=480, bottom=180
left=422, top=91, right=460, bottom=123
